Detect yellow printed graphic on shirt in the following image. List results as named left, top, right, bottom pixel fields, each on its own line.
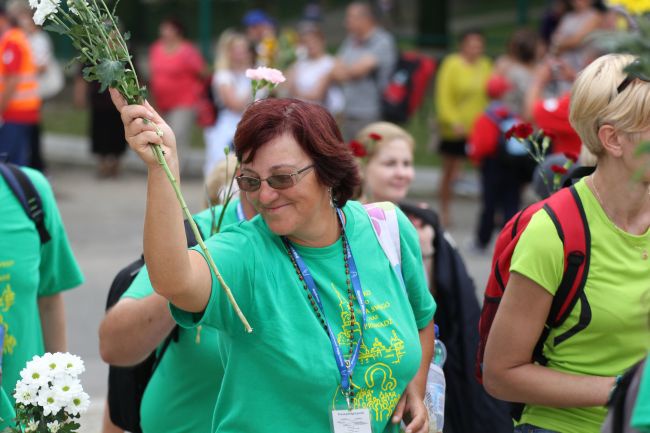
left=0, top=268, right=17, bottom=355
left=333, top=286, right=405, bottom=422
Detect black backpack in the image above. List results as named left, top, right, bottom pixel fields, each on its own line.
left=106, top=219, right=200, bottom=433
left=0, top=162, right=50, bottom=244
left=399, top=202, right=514, bottom=433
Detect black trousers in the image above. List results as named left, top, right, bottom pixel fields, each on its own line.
left=476, top=157, right=523, bottom=247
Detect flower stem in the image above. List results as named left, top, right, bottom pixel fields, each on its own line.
left=148, top=143, right=253, bottom=333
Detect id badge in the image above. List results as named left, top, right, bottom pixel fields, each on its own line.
left=330, top=408, right=373, bottom=433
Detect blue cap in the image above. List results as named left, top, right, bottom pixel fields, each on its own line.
left=434, top=324, right=440, bottom=338
left=242, top=9, right=272, bottom=27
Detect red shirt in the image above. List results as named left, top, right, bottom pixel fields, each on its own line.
left=148, top=41, right=206, bottom=112
left=532, top=93, right=582, bottom=156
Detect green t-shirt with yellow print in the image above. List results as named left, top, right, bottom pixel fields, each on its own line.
left=0, top=167, right=83, bottom=428
left=122, top=200, right=242, bottom=433
left=172, top=200, right=436, bottom=433
left=511, top=179, right=650, bottom=433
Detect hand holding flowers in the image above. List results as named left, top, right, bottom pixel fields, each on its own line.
left=31, top=0, right=253, bottom=332
left=9, top=353, right=90, bottom=433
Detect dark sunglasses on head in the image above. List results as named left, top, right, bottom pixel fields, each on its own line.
left=236, top=164, right=314, bottom=192
left=617, top=60, right=650, bottom=94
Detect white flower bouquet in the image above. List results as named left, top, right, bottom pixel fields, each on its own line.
left=9, top=353, right=90, bottom=433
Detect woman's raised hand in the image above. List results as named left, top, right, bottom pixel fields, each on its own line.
left=109, top=88, right=177, bottom=170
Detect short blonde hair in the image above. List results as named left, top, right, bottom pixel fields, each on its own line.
left=354, top=122, right=415, bottom=163
left=569, top=53, right=650, bottom=156
left=204, top=154, right=239, bottom=208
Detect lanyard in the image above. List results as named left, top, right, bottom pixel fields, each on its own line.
left=282, top=208, right=366, bottom=403
left=236, top=201, right=246, bottom=222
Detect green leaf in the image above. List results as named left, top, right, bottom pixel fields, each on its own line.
left=123, top=31, right=131, bottom=41
left=95, top=59, right=125, bottom=92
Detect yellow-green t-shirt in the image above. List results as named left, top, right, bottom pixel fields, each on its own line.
left=510, top=179, right=650, bottom=433
left=435, top=53, right=492, bottom=140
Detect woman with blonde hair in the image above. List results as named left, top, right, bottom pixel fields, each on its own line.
left=203, top=30, right=255, bottom=177
left=483, top=53, right=650, bottom=433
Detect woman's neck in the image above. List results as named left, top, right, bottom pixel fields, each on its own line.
left=590, top=167, right=650, bottom=235
left=286, top=207, right=341, bottom=248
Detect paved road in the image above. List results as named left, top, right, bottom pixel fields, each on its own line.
left=45, top=155, right=493, bottom=432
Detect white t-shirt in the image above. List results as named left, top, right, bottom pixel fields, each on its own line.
left=292, top=55, right=344, bottom=115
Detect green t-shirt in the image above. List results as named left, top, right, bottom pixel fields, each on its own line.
left=511, top=179, right=650, bottom=433
left=0, top=167, right=83, bottom=420
left=632, top=355, right=650, bottom=433
left=122, top=201, right=242, bottom=433
left=172, top=200, right=436, bottom=433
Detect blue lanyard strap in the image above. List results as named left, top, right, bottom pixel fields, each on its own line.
left=282, top=208, right=366, bottom=396
left=236, top=201, right=246, bottom=222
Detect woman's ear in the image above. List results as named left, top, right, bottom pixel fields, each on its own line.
left=597, top=124, right=624, bottom=158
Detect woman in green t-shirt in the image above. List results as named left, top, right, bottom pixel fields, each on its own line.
left=483, top=53, right=650, bottom=433
left=110, top=93, right=436, bottom=433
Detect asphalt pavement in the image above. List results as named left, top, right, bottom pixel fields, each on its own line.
left=40, top=133, right=494, bottom=432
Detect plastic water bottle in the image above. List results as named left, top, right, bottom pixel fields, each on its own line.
left=424, top=325, right=446, bottom=433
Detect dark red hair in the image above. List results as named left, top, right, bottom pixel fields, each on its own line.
left=234, top=98, right=361, bottom=206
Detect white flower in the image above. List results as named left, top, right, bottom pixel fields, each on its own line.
left=19, top=359, right=50, bottom=387
left=24, top=420, right=39, bottom=433
left=32, top=0, right=61, bottom=26
left=41, top=352, right=66, bottom=378
left=67, top=391, right=90, bottom=416
left=36, top=387, right=63, bottom=416
left=14, top=381, right=40, bottom=406
left=28, top=0, right=39, bottom=9
left=46, top=420, right=62, bottom=433
left=51, top=376, right=82, bottom=406
left=60, top=352, right=85, bottom=376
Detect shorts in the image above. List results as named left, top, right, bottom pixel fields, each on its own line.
left=439, top=138, right=467, bottom=157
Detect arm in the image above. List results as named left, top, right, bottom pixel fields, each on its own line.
left=552, top=13, right=602, bottom=54
left=483, top=271, right=615, bottom=406
left=109, top=88, right=212, bottom=313
left=331, top=55, right=377, bottom=82
left=0, top=74, right=20, bottom=114
left=392, top=320, right=435, bottom=433
left=218, top=81, right=249, bottom=113
left=38, top=293, right=67, bottom=353
left=99, top=295, right=176, bottom=366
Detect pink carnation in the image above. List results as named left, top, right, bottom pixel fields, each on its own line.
left=245, top=67, right=286, bottom=84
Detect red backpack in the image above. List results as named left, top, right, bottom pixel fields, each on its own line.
left=381, top=51, right=436, bottom=123
left=475, top=186, right=593, bottom=401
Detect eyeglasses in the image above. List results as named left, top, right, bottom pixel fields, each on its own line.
left=616, top=61, right=650, bottom=94
left=236, top=165, right=315, bottom=192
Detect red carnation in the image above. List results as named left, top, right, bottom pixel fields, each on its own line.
left=368, top=132, right=383, bottom=141
left=349, top=140, right=367, bottom=158
left=550, top=164, right=568, bottom=175
left=564, top=152, right=579, bottom=163
left=513, top=123, right=533, bottom=139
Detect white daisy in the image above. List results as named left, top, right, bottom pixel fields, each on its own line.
left=46, top=420, right=62, bottom=433
left=67, top=391, right=90, bottom=416
left=24, top=420, right=39, bottom=433
left=19, top=360, right=50, bottom=387
left=14, top=381, right=40, bottom=406
left=36, top=387, right=63, bottom=416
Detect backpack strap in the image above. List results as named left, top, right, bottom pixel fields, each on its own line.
left=363, top=202, right=404, bottom=290
left=535, top=186, right=591, bottom=362
left=0, top=162, right=51, bottom=244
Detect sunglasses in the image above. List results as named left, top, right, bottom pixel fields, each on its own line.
left=236, top=164, right=315, bottom=192
left=616, top=61, right=650, bottom=94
